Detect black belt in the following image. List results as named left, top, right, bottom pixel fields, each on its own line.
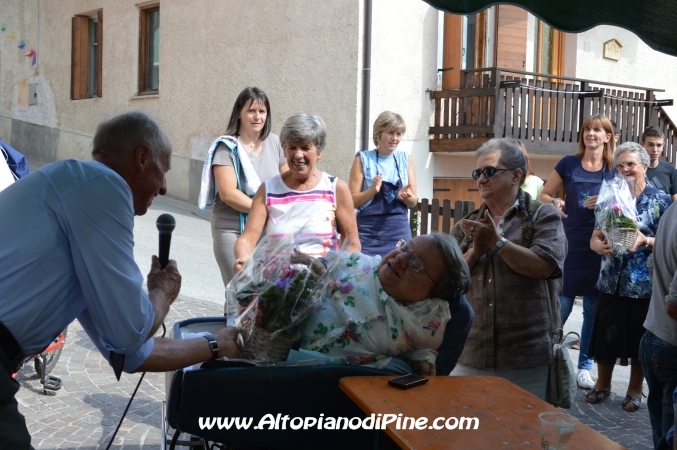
left=0, top=320, right=25, bottom=375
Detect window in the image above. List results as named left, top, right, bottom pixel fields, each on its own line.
left=533, top=20, right=564, bottom=76
left=71, top=10, right=102, bottom=99
left=138, top=5, right=160, bottom=94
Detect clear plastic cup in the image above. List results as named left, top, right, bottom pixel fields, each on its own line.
left=539, top=412, right=579, bottom=450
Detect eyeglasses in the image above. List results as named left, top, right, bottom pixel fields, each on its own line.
left=615, top=161, right=639, bottom=170
left=471, top=166, right=510, bottom=180
left=395, top=240, right=436, bottom=283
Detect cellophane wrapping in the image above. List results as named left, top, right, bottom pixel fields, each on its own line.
left=594, top=174, right=638, bottom=254
left=225, top=235, right=337, bottom=364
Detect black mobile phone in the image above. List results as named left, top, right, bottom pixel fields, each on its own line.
left=388, top=374, right=429, bottom=390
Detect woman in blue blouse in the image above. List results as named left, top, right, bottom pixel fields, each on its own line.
left=349, top=111, right=417, bottom=257
left=586, top=142, right=671, bottom=412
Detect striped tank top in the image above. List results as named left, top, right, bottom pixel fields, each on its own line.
left=264, top=172, right=339, bottom=257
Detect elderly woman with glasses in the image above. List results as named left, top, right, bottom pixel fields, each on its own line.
left=586, top=142, right=671, bottom=412
left=450, top=138, right=567, bottom=398
left=296, top=233, right=472, bottom=376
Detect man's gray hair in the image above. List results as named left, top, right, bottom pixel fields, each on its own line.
left=429, top=233, right=470, bottom=301
left=280, top=113, right=327, bottom=152
left=615, top=141, right=651, bottom=167
left=476, top=138, right=528, bottom=185
left=92, top=111, right=171, bottom=164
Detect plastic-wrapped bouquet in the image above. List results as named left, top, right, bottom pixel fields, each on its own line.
left=594, top=174, right=638, bottom=254
left=225, top=236, right=331, bottom=364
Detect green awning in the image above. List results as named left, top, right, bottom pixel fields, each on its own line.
left=423, top=0, right=677, bottom=57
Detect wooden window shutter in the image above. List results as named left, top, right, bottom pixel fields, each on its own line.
left=138, top=9, right=148, bottom=94
left=71, top=15, right=89, bottom=100
left=97, top=9, right=103, bottom=97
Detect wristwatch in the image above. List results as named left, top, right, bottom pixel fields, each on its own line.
left=203, top=333, right=219, bottom=360
left=494, top=237, right=508, bottom=252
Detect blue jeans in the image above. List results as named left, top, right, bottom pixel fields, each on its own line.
left=640, top=331, right=677, bottom=449
left=559, top=295, right=598, bottom=371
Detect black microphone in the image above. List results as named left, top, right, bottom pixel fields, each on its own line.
left=156, top=214, right=176, bottom=269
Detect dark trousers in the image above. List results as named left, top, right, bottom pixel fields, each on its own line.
left=640, top=331, right=677, bottom=449
left=0, top=362, right=31, bottom=450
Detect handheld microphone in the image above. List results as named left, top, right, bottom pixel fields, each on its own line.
left=156, top=213, right=176, bottom=269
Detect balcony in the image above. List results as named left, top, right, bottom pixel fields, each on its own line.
left=429, top=67, right=677, bottom=163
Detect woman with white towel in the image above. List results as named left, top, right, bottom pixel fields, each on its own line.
left=199, top=87, right=288, bottom=317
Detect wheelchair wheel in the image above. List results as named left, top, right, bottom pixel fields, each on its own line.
left=34, top=327, right=68, bottom=378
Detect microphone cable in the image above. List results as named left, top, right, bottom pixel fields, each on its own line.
left=107, top=213, right=176, bottom=449
left=105, top=322, right=166, bottom=450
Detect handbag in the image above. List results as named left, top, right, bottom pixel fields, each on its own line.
left=544, top=283, right=579, bottom=409
left=546, top=328, right=579, bottom=409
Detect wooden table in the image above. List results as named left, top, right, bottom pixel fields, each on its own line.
left=340, top=376, right=625, bottom=450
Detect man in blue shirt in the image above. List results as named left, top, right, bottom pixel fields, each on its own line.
left=0, top=112, right=239, bottom=449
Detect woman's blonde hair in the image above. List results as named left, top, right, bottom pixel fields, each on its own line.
left=372, top=111, right=406, bottom=147
left=577, top=115, right=615, bottom=170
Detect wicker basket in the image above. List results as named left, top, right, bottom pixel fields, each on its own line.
left=611, top=227, right=636, bottom=252
left=242, top=325, right=297, bottom=363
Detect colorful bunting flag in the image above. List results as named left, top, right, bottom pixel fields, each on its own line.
left=0, top=23, right=36, bottom=65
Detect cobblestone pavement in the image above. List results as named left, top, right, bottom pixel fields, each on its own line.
left=17, top=297, right=654, bottom=449
left=568, top=385, right=652, bottom=449
left=16, top=296, right=221, bottom=450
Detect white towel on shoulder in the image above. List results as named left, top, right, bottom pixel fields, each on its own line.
left=198, top=136, right=261, bottom=210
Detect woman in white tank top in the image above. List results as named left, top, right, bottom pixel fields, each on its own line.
left=233, top=113, right=361, bottom=272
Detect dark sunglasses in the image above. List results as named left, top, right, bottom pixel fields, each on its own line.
left=471, top=166, right=510, bottom=180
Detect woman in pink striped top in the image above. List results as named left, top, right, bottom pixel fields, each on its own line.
left=233, top=113, right=360, bottom=272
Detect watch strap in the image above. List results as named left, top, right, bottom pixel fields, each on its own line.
left=203, top=332, right=219, bottom=360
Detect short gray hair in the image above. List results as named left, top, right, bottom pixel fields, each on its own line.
left=615, top=141, right=650, bottom=167
left=280, top=113, right=327, bottom=152
left=92, top=111, right=171, bottom=165
left=429, top=233, right=470, bottom=301
left=476, top=138, right=527, bottom=184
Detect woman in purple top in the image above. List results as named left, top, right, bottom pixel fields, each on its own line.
left=539, top=114, right=616, bottom=391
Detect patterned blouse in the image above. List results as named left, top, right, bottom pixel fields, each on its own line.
left=595, top=183, right=671, bottom=299
left=299, top=252, right=450, bottom=368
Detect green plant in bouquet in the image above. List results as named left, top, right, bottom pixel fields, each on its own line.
left=598, top=204, right=636, bottom=231
left=238, top=267, right=319, bottom=339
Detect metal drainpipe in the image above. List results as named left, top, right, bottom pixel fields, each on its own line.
left=361, top=0, right=372, bottom=151
left=36, top=0, right=39, bottom=70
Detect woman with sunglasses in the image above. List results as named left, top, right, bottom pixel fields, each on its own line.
left=538, top=114, right=616, bottom=391
left=450, top=138, right=566, bottom=398
left=586, top=143, right=670, bottom=411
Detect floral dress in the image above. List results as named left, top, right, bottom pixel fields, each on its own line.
left=595, top=183, right=671, bottom=298
left=299, top=252, right=450, bottom=368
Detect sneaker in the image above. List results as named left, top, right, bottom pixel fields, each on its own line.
left=577, top=369, right=595, bottom=390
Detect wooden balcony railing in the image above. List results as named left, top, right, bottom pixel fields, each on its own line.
left=409, top=199, right=476, bottom=236
left=656, top=106, right=677, bottom=164
left=429, top=67, right=676, bottom=162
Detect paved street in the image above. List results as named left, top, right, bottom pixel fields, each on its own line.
left=16, top=196, right=654, bottom=449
